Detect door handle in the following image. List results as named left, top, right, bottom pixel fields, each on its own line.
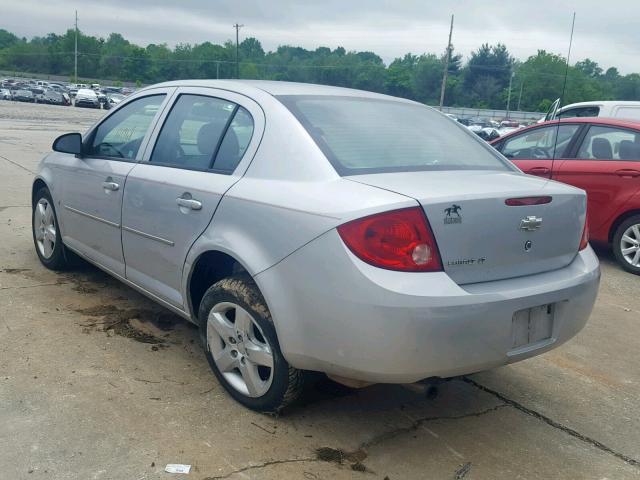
left=176, top=196, right=202, bottom=211
left=615, top=169, right=640, bottom=178
left=102, top=180, right=119, bottom=191
left=528, top=167, right=550, bottom=175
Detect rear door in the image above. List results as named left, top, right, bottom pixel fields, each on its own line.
left=121, top=88, right=263, bottom=308
left=496, top=123, right=582, bottom=178
left=57, top=91, right=171, bottom=276
left=553, top=124, right=640, bottom=233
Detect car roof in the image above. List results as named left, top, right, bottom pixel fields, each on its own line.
left=491, top=117, right=640, bottom=144
left=144, top=79, right=415, bottom=103
left=559, top=100, right=640, bottom=110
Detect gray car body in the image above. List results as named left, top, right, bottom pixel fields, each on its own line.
left=34, top=80, right=600, bottom=384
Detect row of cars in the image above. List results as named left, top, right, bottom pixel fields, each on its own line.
left=445, top=114, right=531, bottom=140
left=0, top=78, right=131, bottom=109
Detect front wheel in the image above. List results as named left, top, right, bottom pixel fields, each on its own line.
left=613, top=215, right=640, bottom=275
left=199, top=275, right=304, bottom=413
left=32, top=187, right=69, bottom=270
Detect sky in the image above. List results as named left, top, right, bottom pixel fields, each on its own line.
left=2, top=0, right=639, bottom=73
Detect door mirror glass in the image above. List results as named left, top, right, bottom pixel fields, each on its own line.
left=52, top=132, right=82, bottom=155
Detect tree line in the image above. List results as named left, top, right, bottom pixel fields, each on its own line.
left=1, top=28, right=639, bottom=112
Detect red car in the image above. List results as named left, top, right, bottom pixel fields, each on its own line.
left=491, top=118, right=640, bottom=274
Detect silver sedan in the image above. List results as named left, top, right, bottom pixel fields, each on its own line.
left=32, top=80, right=600, bottom=412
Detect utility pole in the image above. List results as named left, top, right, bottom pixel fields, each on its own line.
left=233, top=23, right=243, bottom=79
left=517, top=80, right=524, bottom=111
left=74, top=10, right=78, bottom=82
left=506, top=71, right=514, bottom=118
left=439, top=14, right=454, bottom=110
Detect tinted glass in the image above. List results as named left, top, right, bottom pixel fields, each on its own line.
left=501, top=124, right=579, bottom=159
left=151, top=94, right=236, bottom=170
left=558, top=106, right=600, bottom=118
left=278, top=95, right=511, bottom=175
left=576, top=126, right=640, bottom=160
left=213, top=106, right=254, bottom=172
left=86, top=95, right=165, bottom=159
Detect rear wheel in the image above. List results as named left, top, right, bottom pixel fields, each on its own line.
left=613, top=215, right=640, bottom=275
left=32, top=187, right=69, bottom=270
left=199, top=275, right=304, bottom=413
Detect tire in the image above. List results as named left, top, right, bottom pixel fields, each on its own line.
left=32, top=187, right=69, bottom=271
left=612, top=215, right=640, bottom=275
left=199, top=274, right=304, bottom=413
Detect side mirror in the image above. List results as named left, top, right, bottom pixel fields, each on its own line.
left=52, top=132, right=82, bottom=155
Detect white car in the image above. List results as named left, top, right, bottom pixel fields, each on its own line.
left=74, top=88, right=99, bottom=108
left=545, top=100, right=640, bottom=122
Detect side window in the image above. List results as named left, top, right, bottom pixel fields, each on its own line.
left=502, top=125, right=579, bottom=159
left=213, top=107, right=255, bottom=173
left=558, top=106, right=600, bottom=119
left=576, top=126, right=640, bottom=161
left=615, top=107, right=640, bottom=121
left=150, top=94, right=236, bottom=170
left=86, top=95, right=165, bottom=159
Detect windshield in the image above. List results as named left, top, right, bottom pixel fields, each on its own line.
left=278, top=95, right=511, bottom=175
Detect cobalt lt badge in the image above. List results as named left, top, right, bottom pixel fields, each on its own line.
left=444, top=204, right=462, bottom=224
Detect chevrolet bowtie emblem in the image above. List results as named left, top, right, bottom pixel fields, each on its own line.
left=520, top=216, right=542, bottom=231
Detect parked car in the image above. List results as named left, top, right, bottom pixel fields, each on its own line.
left=104, top=93, right=125, bottom=109
left=492, top=117, right=640, bottom=274
left=13, top=89, right=35, bottom=103
left=1, top=88, right=11, bottom=100
left=30, top=87, right=45, bottom=102
left=42, top=90, right=66, bottom=106
left=32, top=80, right=599, bottom=412
left=74, top=88, right=99, bottom=108
left=95, top=90, right=108, bottom=108
left=544, top=100, right=640, bottom=122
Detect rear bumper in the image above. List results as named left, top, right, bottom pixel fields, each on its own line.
left=255, top=230, right=600, bottom=383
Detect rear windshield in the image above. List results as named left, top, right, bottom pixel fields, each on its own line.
left=278, top=95, right=512, bottom=175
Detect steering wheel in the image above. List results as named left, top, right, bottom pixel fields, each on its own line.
left=530, top=147, right=550, bottom=159
left=98, top=142, right=124, bottom=158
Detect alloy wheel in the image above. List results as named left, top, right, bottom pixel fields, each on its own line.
left=620, top=224, right=640, bottom=267
left=34, top=198, right=56, bottom=259
left=206, top=302, right=274, bottom=397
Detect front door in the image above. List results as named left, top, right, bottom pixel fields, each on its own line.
left=57, top=92, right=171, bottom=276
left=121, top=89, right=260, bottom=308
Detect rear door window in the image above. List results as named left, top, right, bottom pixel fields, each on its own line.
left=576, top=126, right=640, bottom=160
left=150, top=94, right=254, bottom=173
left=558, top=106, right=600, bottom=119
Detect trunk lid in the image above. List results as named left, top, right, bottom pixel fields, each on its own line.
left=348, top=170, right=586, bottom=285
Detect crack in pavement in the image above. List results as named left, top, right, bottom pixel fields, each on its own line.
left=0, top=153, right=35, bottom=174
left=359, top=403, right=510, bottom=451
left=463, top=377, right=640, bottom=468
left=0, top=205, right=30, bottom=212
left=200, top=405, right=509, bottom=479
left=202, top=457, right=317, bottom=479
left=0, top=281, right=71, bottom=290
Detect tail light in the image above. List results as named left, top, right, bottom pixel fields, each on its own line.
left=337, top=207, right=442, bottom=272
left=579, top=216, right=589, bottom=250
